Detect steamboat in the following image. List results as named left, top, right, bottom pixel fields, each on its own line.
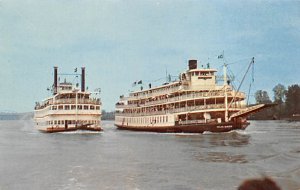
left=34, top=67, right=102, bottom=133
left=115, top=57, right=272, bottom=133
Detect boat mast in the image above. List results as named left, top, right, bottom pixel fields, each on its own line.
left=75, top=89, right=78, bottom=127
left=223, top=62, right=229, bottom=122
left=228, top=57, right=255, bottom=108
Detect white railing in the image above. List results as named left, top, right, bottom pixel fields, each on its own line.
left=115, top=104, right=245, bottom=117
left=35, top=98, right=101, bottom=110
left=178, top=119, right=206, bottom=125
left=53, top=98, right=100, bottom=105
left=120, top=85, right=183, bottom=101
left=116, top=91, right=245, bottom=109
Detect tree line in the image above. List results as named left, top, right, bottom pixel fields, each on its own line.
left=251, top=83, right=300, bottom=120
left=102, top=110, right=115, bottom=120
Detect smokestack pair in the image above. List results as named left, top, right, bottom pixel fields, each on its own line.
left=53, top=67, right=85, bottom=95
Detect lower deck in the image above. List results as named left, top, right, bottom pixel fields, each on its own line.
left=34, top=113, right=102, bottom=133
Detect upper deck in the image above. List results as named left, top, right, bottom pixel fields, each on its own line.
left=35, top=67, right=101, bottom=110
left=118, top=60, right=227, bottom=102
left=34, top=91, right=101, bottom=110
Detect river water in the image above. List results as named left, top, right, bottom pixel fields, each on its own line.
left=0, top=120, right=300, bottom=190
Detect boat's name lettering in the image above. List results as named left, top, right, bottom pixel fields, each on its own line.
left=217, top=125, right=232, bottom=129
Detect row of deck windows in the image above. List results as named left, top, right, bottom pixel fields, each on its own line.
left=51, top=105, right=100, bottom=110
left=191, top=71, right=213, bottom=76
left=119, top=116, right=168, bottom=124
left=47, top=120, right=99, bottom=125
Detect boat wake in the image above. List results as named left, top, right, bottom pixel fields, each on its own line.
left=57, top=130, right=103, bottom=135
left=202, top=130, right=249, bottom=135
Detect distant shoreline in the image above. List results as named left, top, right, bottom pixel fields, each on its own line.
left=0, top=112, right=115, bottom=121
left=0, top=112, right=33, bottom=120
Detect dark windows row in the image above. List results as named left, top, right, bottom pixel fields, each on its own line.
left=51, top=105, right=100, bottom=110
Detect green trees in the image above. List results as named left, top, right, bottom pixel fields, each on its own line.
left=285, top=84, right=300, bottom=115
left=255, top=90, right=272, bottom=104
left=102, top=110, right=115, bottom=120
left=252, top=83, right=300, bottom=119
left=272, top=84, right=286, bottom=118
left=253, top=90, right=273, bottom=119
left=273, top=84, right=286, bottom=104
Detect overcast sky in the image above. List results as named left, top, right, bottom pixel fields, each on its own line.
left=0, top=0, right=299, bottom=112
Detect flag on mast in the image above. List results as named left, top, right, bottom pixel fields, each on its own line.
left=218, top=51, right=224, bottom=59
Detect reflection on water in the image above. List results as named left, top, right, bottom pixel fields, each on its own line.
left=195, top=152, right=248, bottom=163
left=175, top=130, right=250, bottom=148
left=175, top=131, right=251, bottom=163
left=206, top=131, right=250, bottom=147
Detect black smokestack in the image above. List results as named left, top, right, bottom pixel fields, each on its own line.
left=188, top=60, right=197, bottom=70
left=54, top=66, right=58, bottom=95
left=81, top=67, right=85, bottom=92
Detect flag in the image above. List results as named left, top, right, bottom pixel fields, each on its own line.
left=132, top=81, right=137, bottom=87
left=74, top=68, right=77, bottom=72
left=95, top=88, right=101, bottom=93
left=138, top=80, right=142, bottom=84
left=218, top=54, right=223, bottom=59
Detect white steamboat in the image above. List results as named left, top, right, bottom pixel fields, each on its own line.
left=115, top=58, right=273, bottom=133
left=34, top=67, right=102, bottom=133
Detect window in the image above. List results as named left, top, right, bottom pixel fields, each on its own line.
left=71, top=105, right=76, bottom=110
left=52, top=106, right=57, bottom=110
left=96, top=106, right=100, bottom=110
left=78, top=105, right=82, bottom=110
left=58, top=120, right=60, bottom=125
left=54, top=120, right=57, bottom=125
left=65, top=105, right=70, bottom=110
left=90, top=105, right=95, bottom=110
left=58, top=105, right=63, bottom=110
left=84, top=105, right=89, bottom=110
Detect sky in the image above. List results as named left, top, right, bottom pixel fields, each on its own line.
left=0, top=0, right=299, bottom=112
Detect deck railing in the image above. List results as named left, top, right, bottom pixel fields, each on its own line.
left=120, top=85, right=183, bottom=101
left=116, top=91, right=245, bottom=109
left=115, top=103, right=245, bottom=117
left=178, top=119, right=219, bottom=125
left=35, top=98, right=101, bottom=110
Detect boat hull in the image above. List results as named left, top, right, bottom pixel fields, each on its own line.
left=37, top=126, right=103, bottom=133
left=115, top=121, right=250, bottom=133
